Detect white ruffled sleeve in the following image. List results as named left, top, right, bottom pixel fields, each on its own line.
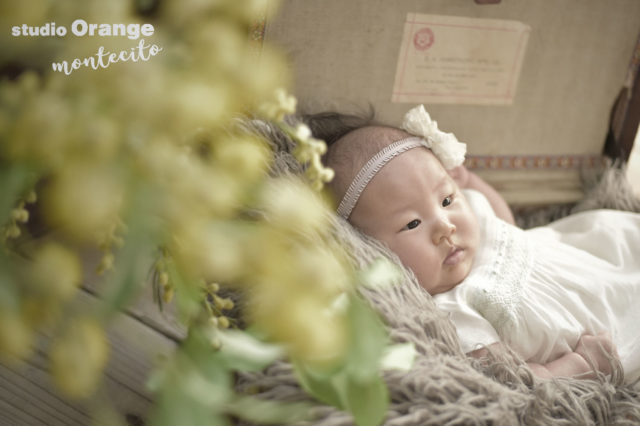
left=435, top=286, right=501, bottom=353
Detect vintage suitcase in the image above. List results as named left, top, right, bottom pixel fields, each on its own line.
left=261, top=0, right=640, bottom=204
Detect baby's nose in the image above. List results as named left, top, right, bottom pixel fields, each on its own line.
left=432, top=219, right=456, bottom=244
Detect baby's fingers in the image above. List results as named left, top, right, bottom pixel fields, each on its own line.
left=576, top=332, right=619, bottom=375
left=595, top=331, right=618, bottom=356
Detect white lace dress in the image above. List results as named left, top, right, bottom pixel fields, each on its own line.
left=434, top=190, right=640, bottom=383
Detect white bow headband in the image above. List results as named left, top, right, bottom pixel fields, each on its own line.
left=336, top=105, right=467, bottom=220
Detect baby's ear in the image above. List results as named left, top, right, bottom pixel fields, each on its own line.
left=447, top=165, right=470, bottom=187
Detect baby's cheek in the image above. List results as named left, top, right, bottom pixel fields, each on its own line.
left=393, top=239, right=430, bottom=266
left=400, top=248, right=440, bottom=288
left=467, top=222, right=481, bottom=256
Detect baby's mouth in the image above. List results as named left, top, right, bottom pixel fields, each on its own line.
left=443, top=246, right=464, bottom=265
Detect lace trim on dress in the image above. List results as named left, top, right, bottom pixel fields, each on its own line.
left=469, top=220, right=534, bottom=334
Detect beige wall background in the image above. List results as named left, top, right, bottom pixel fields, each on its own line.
left=266, top=0, right=639, bottom=156
left=264, top=0, right=640, bottom=203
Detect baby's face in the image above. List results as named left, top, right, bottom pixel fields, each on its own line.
left=350, top=148, right=479, bottom=295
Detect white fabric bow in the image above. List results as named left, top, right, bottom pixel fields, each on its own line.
left=401, top=105, right=467, bottom=169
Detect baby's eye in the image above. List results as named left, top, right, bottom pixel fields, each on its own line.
left=405, top=219, right=421, bottom=230
left=442, top=195, right=453, bottom=207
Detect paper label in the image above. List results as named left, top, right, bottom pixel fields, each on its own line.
left=392, top=14, right=530, bottom=105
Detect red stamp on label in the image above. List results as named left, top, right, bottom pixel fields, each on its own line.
left=413, top=27, right=434, bottom=51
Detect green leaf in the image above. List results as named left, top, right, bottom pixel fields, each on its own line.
left=145, top=362, right=168, bottom=393
left=179, top=366, right=231, bottom=408
left=217, top=329, right=285, bottom=372
left=166, top=260, right=202, bottom=322
left=293, top=295, right=391, bottom=426
left=359, top=258, right=402, bottom=290
left=180, top=330, right=233, bottom=398
left=98, top=235, right=154, bottom=320
left=157, top=345, right=232, bottom=407
left=150, top=385, right=229, bottom=426
left=293, top=361, right=344, bottom=409
left=225, top=395, right=311, bottom=424
left=98, top=184, right=159, bottom=320
left=340, top=375, right=389, bottom=426
left=0, top=253, right=19, bottom=309
left=380, top=343, right=416, bottom=372
left=0, top=163, right=35, bottom=225
left=345, top=295, right=388, bottom=381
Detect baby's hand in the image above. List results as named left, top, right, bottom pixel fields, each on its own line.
left=575, top=332, right=618, bottom=376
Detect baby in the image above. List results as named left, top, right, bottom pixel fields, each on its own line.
left=316, top=105, right=640, bottom=381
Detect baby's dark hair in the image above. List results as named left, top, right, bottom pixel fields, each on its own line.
left=301, top=108, right=377, bottom=145
left=301, top=108, right=413, bottom=201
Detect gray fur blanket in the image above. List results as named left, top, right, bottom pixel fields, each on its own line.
left=236, top=121, right=640, bottom=425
